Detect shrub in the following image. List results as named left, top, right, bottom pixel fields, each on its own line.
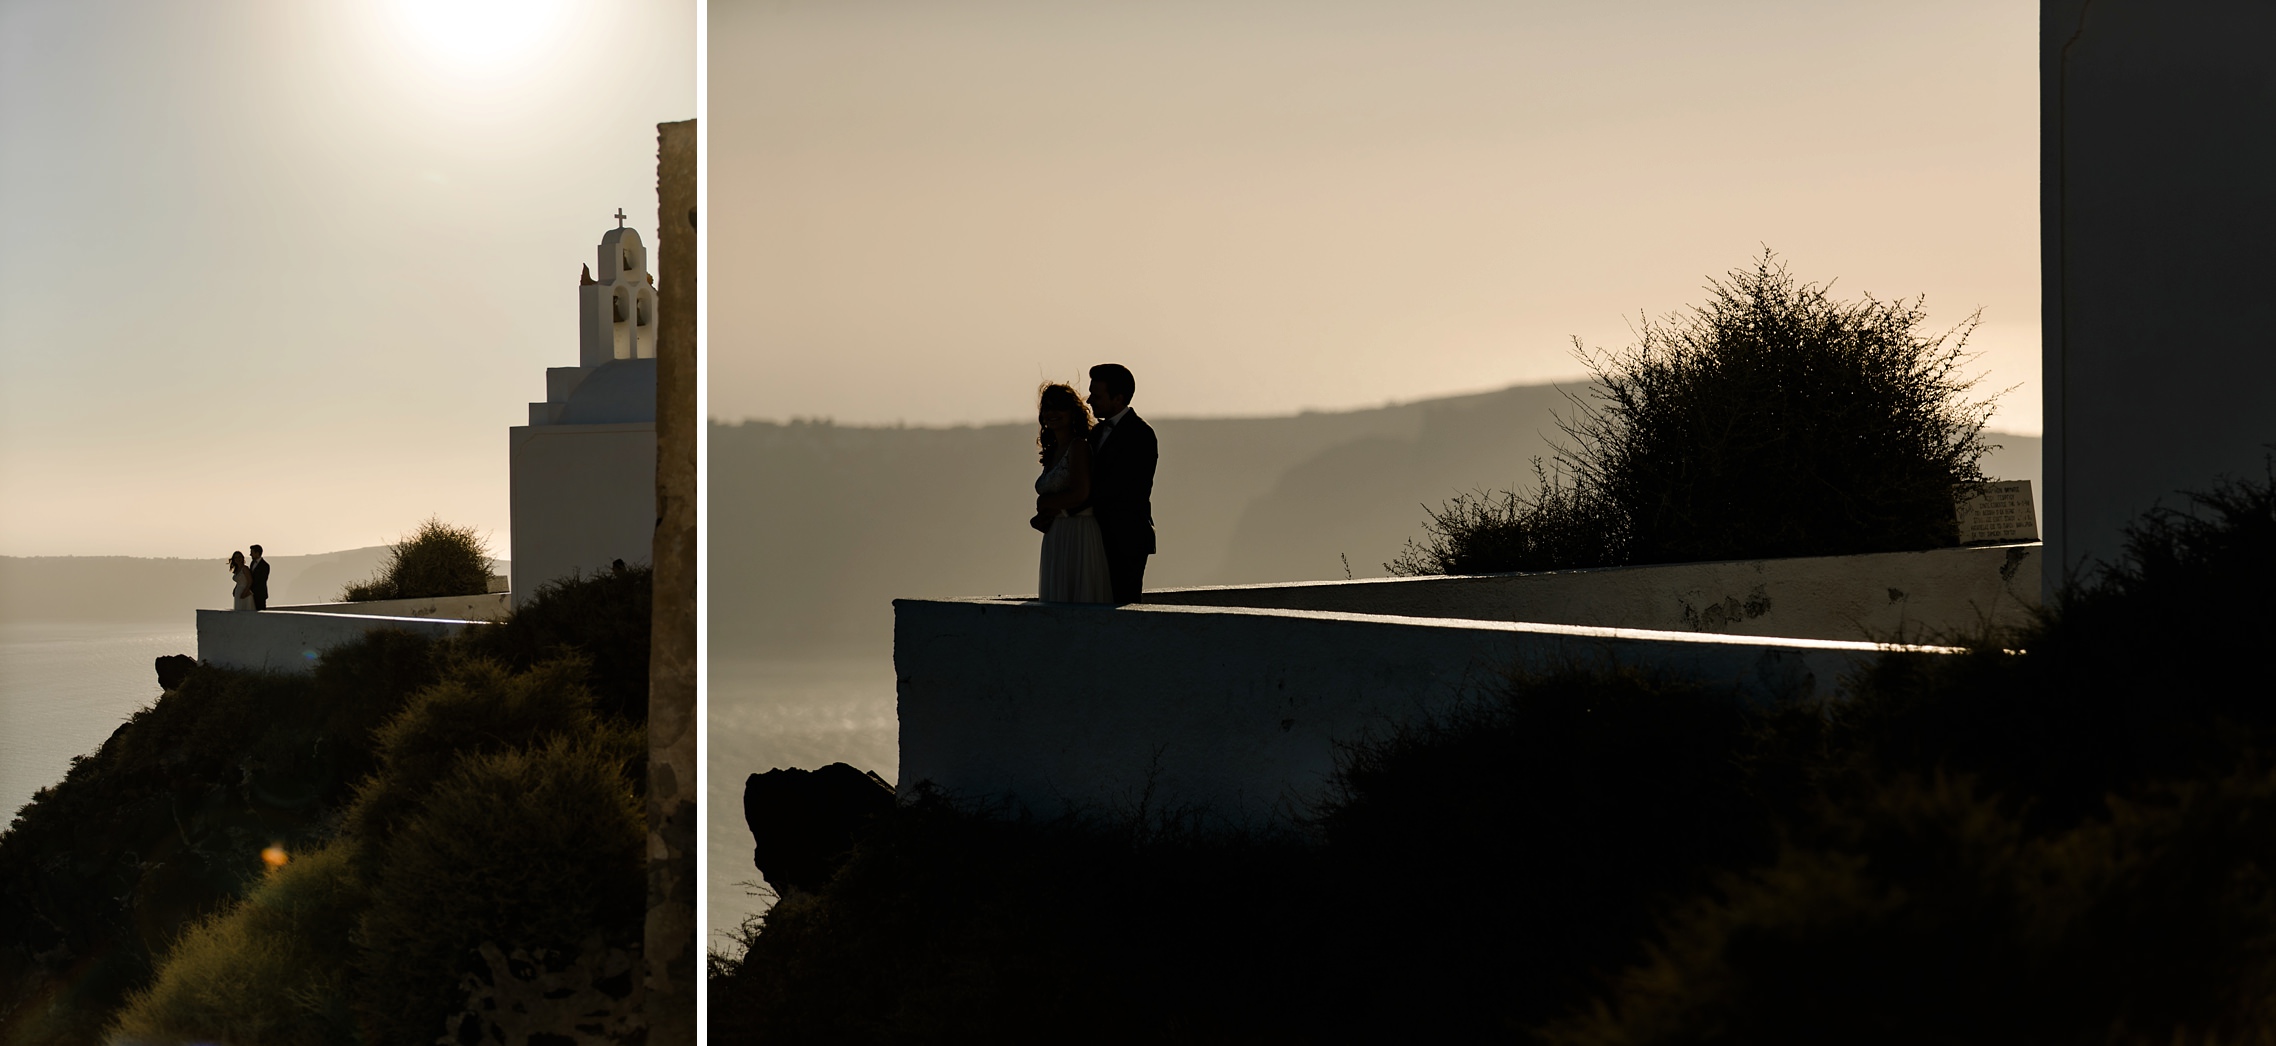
left=1386, top=461, right=1626, bottom=575
left=1317, top=667, right=1771, bottom=1035
left=0, top=631, right=438, bottom=1046
left=1393, top=252, right=1994, bottom=574
left=1537, top=465, right=2276, bottom=1042
left=354, top=733, right=645, bottom=1046
left=1813, top=462, right=2276, bottom=833
left=331, top=655, right=642, bottom=1042
left=461, top=563, right=654, bottom=724
left=108, top=842, right=366, bottom=1046
left=342, top=516, right=493, bottom=601
left=1540, top=770, right=2276, bottom=1046
left=341, top=658, right=610, bottom=856
left=2, top=572, right=655, bottom=1045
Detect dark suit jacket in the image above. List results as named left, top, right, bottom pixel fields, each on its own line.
left=250, top=558, right=271, bottom=601
left=1088, top=411, right=1157, bottom=556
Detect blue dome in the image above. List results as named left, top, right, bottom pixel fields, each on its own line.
left=555, top=358, right=657, bottom=424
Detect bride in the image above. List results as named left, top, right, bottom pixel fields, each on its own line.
left=228, top=551, right=255, bottom=611
left=1030, top=383, right=1114, bottom=603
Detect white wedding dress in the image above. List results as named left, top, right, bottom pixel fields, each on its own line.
left=231, top=564, right=255, bottom=611
left=1036, top=445, right=1114, bottom=603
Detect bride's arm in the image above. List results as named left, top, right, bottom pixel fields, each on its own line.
left=1034, top=440, right=1093, bottom=514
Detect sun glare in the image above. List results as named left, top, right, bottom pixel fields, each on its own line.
left=388, top=0, right=566, bottom=76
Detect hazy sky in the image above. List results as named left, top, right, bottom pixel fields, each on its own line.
left=0, top=0, right=694, bottom=557
left=709, top=0, right=2039, bottom=432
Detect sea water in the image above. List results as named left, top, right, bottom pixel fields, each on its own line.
left=0, top=621, right=195, bottom=826
left=705, top=650, right=898, bottom=954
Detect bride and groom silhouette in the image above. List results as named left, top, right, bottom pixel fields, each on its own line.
left=227, top=544, right=270, bottom=611
left=1031, top=363, right=1156, bottom=605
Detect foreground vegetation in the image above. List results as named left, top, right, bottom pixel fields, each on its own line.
left=0, top=567, right=652, bottom=1046
left=714, top=470, right=2276, bottom=1042
left=1391, top=252, right=1995, bottom=575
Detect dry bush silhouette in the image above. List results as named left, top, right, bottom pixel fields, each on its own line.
left=342, top=516, right=492, bottom=601
left=1394, top=251, right=1994, bottom=574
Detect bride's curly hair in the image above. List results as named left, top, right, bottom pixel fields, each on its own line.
left=1036, top=382, right=1094, bottom=464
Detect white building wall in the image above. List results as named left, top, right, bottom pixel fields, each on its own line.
left=2042, top=0, right=2276, bottom=587
left=895, top=599, right=1908, bottom=827
left=283, top=592, right=510, bottom=621
left=197, top=609, right=486, bottom=674
left=509, top=421, right=656, bottom=606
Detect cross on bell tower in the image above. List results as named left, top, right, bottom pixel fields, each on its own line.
left=615, top=208, right=627, bottom=229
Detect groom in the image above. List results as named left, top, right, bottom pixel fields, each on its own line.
left=1085, top=364, right=1157, bottom=604
left=248, top=544, right=271, bottom=611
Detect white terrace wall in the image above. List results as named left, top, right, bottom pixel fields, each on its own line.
left=2041, top=0, right=2276, bottom=584
left=509, top=420, right=655, bottom=607
left=197, top=609, right=489, bottom=675
left=1145, top=543, right=2040, bottom=644
left=282, top=592, right=510, bottom=621
left=895, top=599, right=1920, bottom=828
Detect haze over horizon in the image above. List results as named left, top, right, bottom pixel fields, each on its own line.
left=710, top=0, right=2040, bottom=434
left=0, top=0, right=694, bottom=558
left=6, top=0, right=2044, bottom=554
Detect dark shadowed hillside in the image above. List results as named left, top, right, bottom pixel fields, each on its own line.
left=709, top=383, right=2042, bottom=653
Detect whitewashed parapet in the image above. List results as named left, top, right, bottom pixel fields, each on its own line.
left=196, top=609, right=491, bottom=675
left=1143, top=542, right=2040, bottom=644
left=281, top=592, right=510, bottom=621
left=894, top=599, right=1939, bottom=828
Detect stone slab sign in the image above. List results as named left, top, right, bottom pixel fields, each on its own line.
left=1956, top=480, right=2038, bottom=545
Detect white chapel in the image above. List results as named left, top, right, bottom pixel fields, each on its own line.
left=508, top=216, right=660, bottom=606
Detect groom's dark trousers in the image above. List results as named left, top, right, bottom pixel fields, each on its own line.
left=1089, top=411, right=1158, bottom=605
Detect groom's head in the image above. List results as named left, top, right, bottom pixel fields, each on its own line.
left=1087, top=364, right=1135, bottom=420
left=249, top=544, right=263, bottom=560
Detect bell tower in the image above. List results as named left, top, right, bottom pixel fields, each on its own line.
left=511, top=211, right=662, bottom=607
left=579, top=210, right=659, bottom=366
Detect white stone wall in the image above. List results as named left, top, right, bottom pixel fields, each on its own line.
left=2042, top=0, right=2276, bottom=585
left=895, top=599, right=1913, bottom=827
left=1144, top=543, right=2039, bottom=643
left=284, top=592, right=510, bottom=621
left=197, top=609, right=487, bottom=675
left=508, top=421, right=655, bottom=607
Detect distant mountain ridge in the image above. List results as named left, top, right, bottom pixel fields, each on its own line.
left=0, top=548, right=510, bottom=625
left=710, top=383, right=2041, bottom=653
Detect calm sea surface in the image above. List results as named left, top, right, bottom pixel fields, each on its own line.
left=706, top=651, right=898, bottom=955
left=0, top=621, right=195, bottom=826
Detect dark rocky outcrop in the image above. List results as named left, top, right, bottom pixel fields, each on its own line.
left=743, top=763, right=894, bottom=897
left=154, top=653, right=196, bottom=691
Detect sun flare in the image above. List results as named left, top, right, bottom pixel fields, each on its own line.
left=387, top=0, right=566, bottom=74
